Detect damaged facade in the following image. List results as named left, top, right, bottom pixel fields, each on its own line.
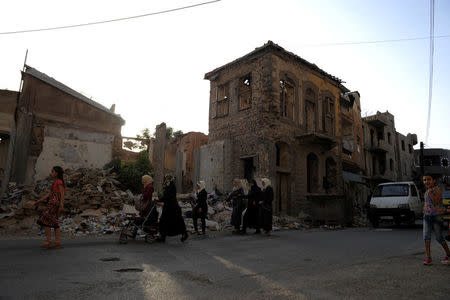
left=2, top=65, right=125, bottom=187
left=151, top=123, right=208, bottom=193
left=199, top=41, right=365, bottom=223
left=362, top=111, right=417, bottom=188
left=0, top=90, right=19, bottom=183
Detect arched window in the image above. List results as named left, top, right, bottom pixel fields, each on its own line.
left=322, top=94, right=335, bottom=134
left=307, top=153, right=319, bottom=193
left=280, top=79, right=295, bottom=121
left=304, top=86, right=317, bottom=132
left=275, top=142, right=289, bottom=169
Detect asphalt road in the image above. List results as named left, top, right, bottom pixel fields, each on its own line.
left=1, top=224, right=449, bottom=300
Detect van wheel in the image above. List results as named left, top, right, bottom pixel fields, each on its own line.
left=394, top=216, right=401, bottom=226
left=407, top=212, right=415, bottom=226
left=370, top=217, right=379, bottom=228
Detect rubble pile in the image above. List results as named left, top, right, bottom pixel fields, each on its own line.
left=352, top=204, right=369, bottom=227
left=0, top=168, right=137, bottom=235
left=177, top=193, right=341, bottom=232
left=1, top=171, right=360, bottom=237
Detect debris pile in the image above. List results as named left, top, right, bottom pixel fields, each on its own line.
left=352, top=204, right=369, bottom=227
left=0, top=168, right=137, bottom=235
left=1, top=170, right=359, bottom=236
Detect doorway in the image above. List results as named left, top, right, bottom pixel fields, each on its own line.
left=276, top=172, right=289, bottom=215
left=241, top=157, right=254, bottom=181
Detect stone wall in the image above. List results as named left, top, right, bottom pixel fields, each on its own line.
left=153, top=123, right=166, bottom=193
left=362, top=111, right=417, bottom=187
left=202, top=43, right=354, bottom=221
left=34, top=125, right=114, bottom=181
left=10, top=70, right=124, bottom=184
left=199, top=139, right=230, bottom=193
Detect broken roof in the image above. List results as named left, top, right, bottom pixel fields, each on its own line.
left=23, top=65, right=124, bottom=121
left=205, top=41, right=345, bottom=86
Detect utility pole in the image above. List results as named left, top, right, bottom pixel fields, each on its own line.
left=419, top=141, right=425, bottom=176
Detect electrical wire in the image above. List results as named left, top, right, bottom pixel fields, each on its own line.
left=300, top=34, right=449, bottom=47
left=425, top=0, right=435, bottom=144
left=0, top=0, right=221, bottom=35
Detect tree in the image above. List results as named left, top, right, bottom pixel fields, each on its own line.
left=123, top=128, right=152, bottom=151
left=105, top=150, right=152, bottom=193
left=164, top=127, right=183, bottom=138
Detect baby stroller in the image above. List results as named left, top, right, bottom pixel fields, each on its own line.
left=119, top=202, right=159, bottom=244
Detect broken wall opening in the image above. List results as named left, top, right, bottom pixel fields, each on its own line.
left=239, top=75, right=252, bottom=110
left=240, top=157, right=254, bottom=181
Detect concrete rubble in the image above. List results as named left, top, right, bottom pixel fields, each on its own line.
left=0, top=168, right=359, bottom=237
left=0, top=168, right=137, bottom=236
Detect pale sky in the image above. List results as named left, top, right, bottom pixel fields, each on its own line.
left=1, top=0, right=449, bottom=149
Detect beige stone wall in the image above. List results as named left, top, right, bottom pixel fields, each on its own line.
left=34, top=125, right=114, bottom=181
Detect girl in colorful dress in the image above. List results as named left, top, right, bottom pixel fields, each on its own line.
left=35, top=166, right=65, bottom=249
left=422, top=173, right=450, bottom=265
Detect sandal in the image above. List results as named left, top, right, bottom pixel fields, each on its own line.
left=49, top=242, right=61, bottom=249
left=40, top=241, right=51, bottom=248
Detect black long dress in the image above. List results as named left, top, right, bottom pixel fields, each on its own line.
left=228, top=187, right=244, bottom=228
left=193, top=189, right=208, bottom=232
left=243, top=184, right=261, bottom=230
left=158, top=181, right=187, bottom=237
left=260, top=186, right=273, bottom=232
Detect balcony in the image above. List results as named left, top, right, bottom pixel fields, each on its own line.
left=364, top=114, right=389, bottom=128
left=368, top=140, right=390, bottom=153
left=296, top=132, right=337, bottom=150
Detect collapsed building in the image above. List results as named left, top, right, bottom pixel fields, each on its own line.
left=0, top=90, right=18, bottom=184
left=197, top=41, right=366, bottom=223
left=151, top=123, right=208, bottom=193
left=0, top=65, right=125, bottom=196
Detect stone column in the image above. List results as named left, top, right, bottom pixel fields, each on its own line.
left=153, top=123, right=166, bottom=193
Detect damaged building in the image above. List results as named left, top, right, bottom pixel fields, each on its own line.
left=1, top=65, right=125, bottom=191
left=198, top=41, right=365, bottom=223
left=362, top=111, right=418, bottom=189
left=151, top=123, right=208, bottom=193
left=0, top=90, right=19, bottom=184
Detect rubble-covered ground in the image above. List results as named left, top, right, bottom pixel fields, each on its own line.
left=0, top=168, right=368, bottom=239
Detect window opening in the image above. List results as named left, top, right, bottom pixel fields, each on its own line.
left=216, top=83, right=229, bottom=117
left=239, top=75, right=252, bottom=110
left=280, top=79, right=295, bottom=120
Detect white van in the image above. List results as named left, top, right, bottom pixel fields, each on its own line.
left=368, top=182, right=422, bottom=227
